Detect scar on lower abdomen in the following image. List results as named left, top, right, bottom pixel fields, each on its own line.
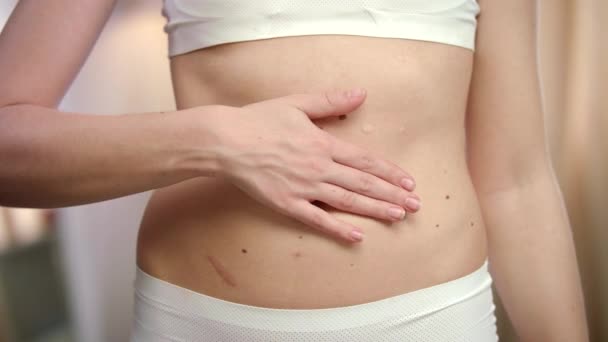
left=206, top=255, right=237, bottom=287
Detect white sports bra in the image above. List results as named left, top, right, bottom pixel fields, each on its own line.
left=161, top=0, right=481, bottom=57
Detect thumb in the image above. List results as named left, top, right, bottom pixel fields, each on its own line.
left=277, top=88, right=367, bottom=120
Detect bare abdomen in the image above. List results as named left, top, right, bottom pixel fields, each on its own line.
left=136, top=35, right=488, bottom=309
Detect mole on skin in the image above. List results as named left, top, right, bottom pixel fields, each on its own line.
left=445, top=194, right=450, bottom=199
left=241, top=248, right=247, bottom=253
left=207, top=255, right=237, bottom=287
left=435, top=224, right=440, bottom=228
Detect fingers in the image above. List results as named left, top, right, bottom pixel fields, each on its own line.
left=329, top=138, right=416, bottom=192
left=276, top=88, right=367, bottom=120
left=315, top=182, right=409, bottom=222
left=321, top=163, right=421, bottom=213
left=286, top=200, right=365, bottom=243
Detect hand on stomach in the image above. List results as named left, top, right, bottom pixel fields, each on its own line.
left=136, top=35, right=489, bottom=309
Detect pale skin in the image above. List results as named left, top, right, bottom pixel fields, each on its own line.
left=0, top=0, right=420, bottom=243
left=0, top=0, right=589, bottom=341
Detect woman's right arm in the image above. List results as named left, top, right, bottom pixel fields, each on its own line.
left=0, top=0, right=420, bottom=243
left=0, top=0, right=220, bottom=208
left=0, top=103, right=228, bottom=208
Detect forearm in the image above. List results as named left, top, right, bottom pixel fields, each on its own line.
left=0, top=104, right=226, bottom=208
left=478, top=166, right=589, bottom=342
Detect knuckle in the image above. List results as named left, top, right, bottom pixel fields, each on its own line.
left=274, top=193, right=295, bottom=214
left=310, top=135, right=332, bottom=152
left=339, top=225, right=354, bottom=240
left=309, top=210, right=326, bottom=228
left=304, top=158, right=325, bottom=176
left=275, top=197, right=289, bottom=213
left=374, top=202, right=390, bottom=219
left=339, top=190, right=357, bottom=209
left=359, top=154, right=375, bottom=171
left=357, top=174, right=374, bottom=194
left=394, top=193, right=407, bottom=208
left=401, top=193, right=411, bottom=207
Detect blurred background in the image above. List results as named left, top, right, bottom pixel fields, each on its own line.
left=0, top=0, right=605, bottom=341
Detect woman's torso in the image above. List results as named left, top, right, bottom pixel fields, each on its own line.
left=136, top=34, right=488, bottom=309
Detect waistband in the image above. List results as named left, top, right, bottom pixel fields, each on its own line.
left=133, top=258, right=491, bottom=332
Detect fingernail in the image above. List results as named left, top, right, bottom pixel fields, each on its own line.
left=345, top=88, right=365, bottom=98
left=405, top=197, right=420, bottom=211
left=388, top=207, right=406, bottom=220
left=400, top=178, right=415, bottom=191
left=350, top=229, right=364, bottom=241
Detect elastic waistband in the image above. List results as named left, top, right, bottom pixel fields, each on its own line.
left=133, top=258, right=491, bottom=331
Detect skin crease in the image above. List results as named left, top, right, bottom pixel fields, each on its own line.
left=0, top=0, right=587, bottom=340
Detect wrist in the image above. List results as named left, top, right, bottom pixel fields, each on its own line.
left=167, top=104, right=235, bottom=179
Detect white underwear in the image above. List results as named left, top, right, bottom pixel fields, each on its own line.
left=130, top=258, right=498, bottom=341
